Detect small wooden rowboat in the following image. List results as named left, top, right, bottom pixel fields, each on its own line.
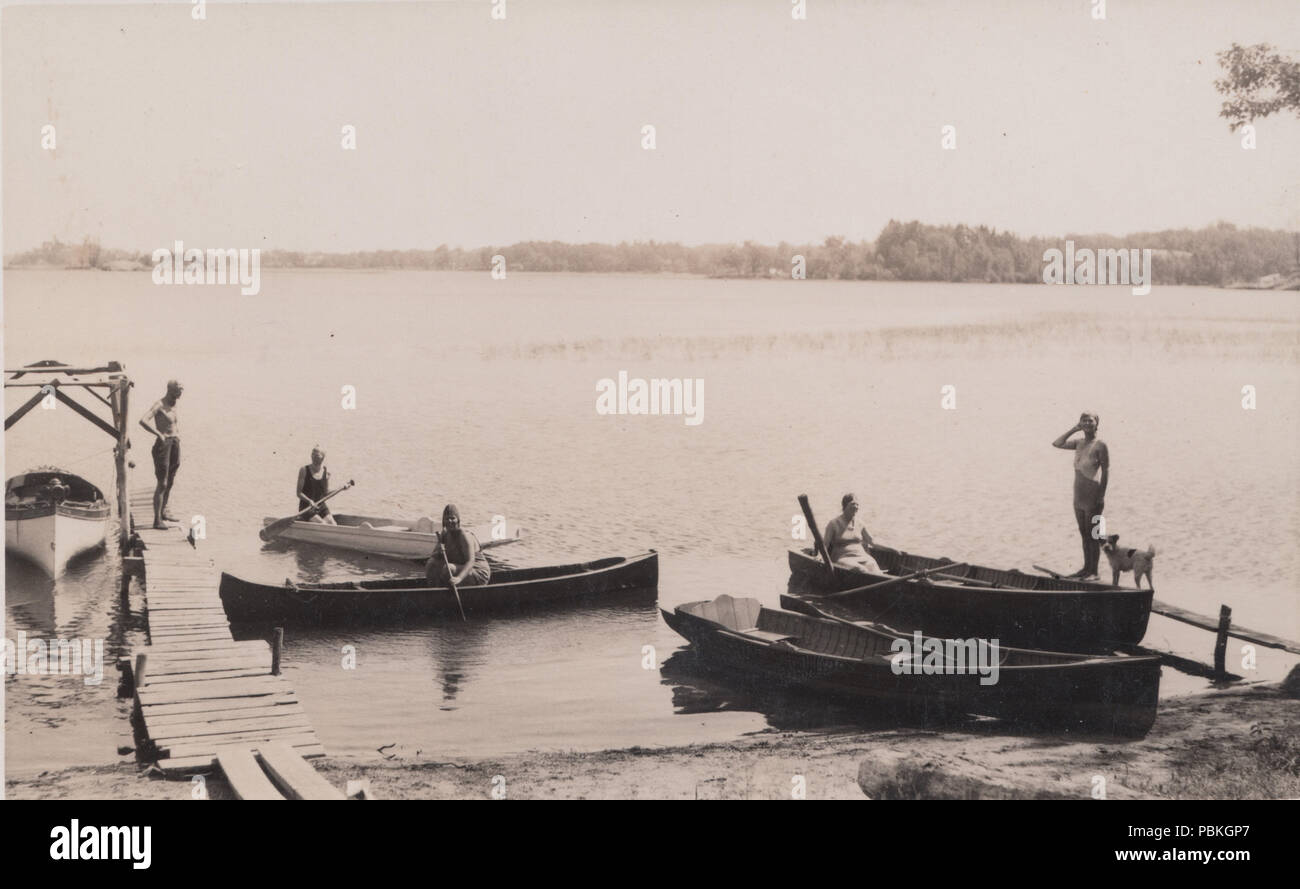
left=261, top=513, right=524, bottom=560
left=5, top=470, right=111, bottom=576
left=787, top=547, right=1153, bottom=652
left=663, top=595, right=1160, bottom=736
left=219, top=550, right=658, bottom=621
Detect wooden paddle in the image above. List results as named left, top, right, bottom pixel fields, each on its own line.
left=438, top=538, right=468, bottom=622
left=797, top=494, right=836, bottom=582
left=259, top=480, right=356, bottom=541
left=827, top=561, right=969, bottom=599
left=1032, top=564, right=1067, bottom=580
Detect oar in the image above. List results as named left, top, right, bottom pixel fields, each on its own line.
left=439, top=538, right=468, bottom=622
left=797, top=494, right=836, bottom=582
left=1032, top=564, right=1067, bottom=580
left=787, top=594, right=865, bottom=627
left=827, top=561, right=969, bottom=599
left=259, top=480, right=355, bottom=541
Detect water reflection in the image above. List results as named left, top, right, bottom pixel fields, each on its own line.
left=659, top=649, right=973, bottom=732
left=427, top=620, right=491, bottom=706
left=5, top=557, right=58, bottom=631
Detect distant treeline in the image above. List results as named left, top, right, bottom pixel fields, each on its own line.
left=8, top=221, right=1299, bottom=287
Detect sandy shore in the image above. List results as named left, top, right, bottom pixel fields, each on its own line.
left=7, top=683, right=1297, bottom=800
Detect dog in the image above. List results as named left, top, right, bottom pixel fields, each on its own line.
left=1101, top=535, right=1155, bottom=589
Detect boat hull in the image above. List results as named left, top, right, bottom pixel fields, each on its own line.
left=262, top=513, right=523, bottom=560
left=788, top=548, right=1152, bottom=652
left=664, top=597, right=1160, bottom=736
left=5, top=472, right=110, bottom=576
left=220, top=550, right=659, bottom=622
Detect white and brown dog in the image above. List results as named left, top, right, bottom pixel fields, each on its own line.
left=1101, top=535, right=1155, bottom=589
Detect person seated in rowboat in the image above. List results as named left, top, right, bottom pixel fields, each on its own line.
left=823, top=493, right=884, bottom=574
left=295, top=447, right=337, bottom=524
left=425, top=504, right=491, bottom=587
left=37, top=477, right=70, bottom=504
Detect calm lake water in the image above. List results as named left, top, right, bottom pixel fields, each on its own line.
left=4, top=270, right=1298, bottom=772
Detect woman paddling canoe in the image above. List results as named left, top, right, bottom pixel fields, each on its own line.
left=295, top=447, right=338, bottom=525
left=425, top=503, right=491, bottom=586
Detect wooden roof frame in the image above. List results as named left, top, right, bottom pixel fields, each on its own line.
left=4, top=359, right=134, bottom=550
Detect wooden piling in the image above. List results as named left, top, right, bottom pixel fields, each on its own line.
left=1213, top=605, right=1232, bottom=679
left=112, top=374, right=131, bottom=553
left=271, top=628, right=284, bottom=676
left=134, top=653, right=148, bottom=690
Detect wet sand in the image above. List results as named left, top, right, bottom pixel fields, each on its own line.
left=8, top=682, right=1296, bottom=800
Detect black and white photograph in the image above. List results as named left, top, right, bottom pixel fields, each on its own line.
left=2, top=0, right=1297, bottom=831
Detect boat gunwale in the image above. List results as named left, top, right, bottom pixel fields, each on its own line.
left=222, top=550, right=658, bottom=597
left=788, top=548, right=1151, bottom=598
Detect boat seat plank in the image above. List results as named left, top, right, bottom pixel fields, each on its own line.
left=216, top=748, right=286, bottom=800
left=748, top=629, right=796, bottom=643
left=258, top=742, right=345, bottom=800
left=733, top=598, right=763, bottom=630
left=713, top=595, right=738, bottom=629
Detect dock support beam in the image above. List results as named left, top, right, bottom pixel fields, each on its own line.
left=111, top=374, right=132, bottom=553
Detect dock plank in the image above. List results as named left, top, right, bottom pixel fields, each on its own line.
left=259, top=742, right=345, bottom=800
left=217, top=748, right=286, bottom=801
left=1152, top=599, right=1300, bottom=655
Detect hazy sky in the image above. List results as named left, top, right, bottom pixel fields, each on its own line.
left=3, top=0, right=1298, bottom=252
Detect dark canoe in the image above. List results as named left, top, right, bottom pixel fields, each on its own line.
left=787, top=547, right=1153, bottom=652
left=663, top=595, right=1160, bottom=736
left=220, top=550, right=658, bottom=622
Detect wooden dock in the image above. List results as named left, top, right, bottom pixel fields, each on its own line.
left=126, top=488, right=325, bottom=775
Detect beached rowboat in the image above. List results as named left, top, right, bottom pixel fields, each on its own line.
left=787, top=547, right=1153, bottom=652
left=219, top=550, right=658, bottom=621
left=262, top=512, right=524, bottom=560
left=5, top=470, right=111, bottom=576
left=663, top=594, right=1161, bottom=736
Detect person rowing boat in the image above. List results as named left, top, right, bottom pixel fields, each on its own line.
left=295, top=447, right=337, bottom=525
left=823, top=492, right=884, bottom=573
left=425, top=504, right=491, bottom=587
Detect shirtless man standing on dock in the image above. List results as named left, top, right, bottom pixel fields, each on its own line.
left=139, top=380, right=183, bottom=529
left=1052, top=411, right=1109, bottom=580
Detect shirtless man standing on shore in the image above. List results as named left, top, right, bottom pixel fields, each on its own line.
left=1052, top=411, right=1109, bottom=580
left=139, top=380, right=183, bottom=529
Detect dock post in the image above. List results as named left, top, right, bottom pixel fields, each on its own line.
left=134, top=653, right=148, bottom=690
left=1213, top=605, right=1232, bottom=679
left=271, top=628, right=284, bottom=675
left=112, top=374, right=131, bottom=553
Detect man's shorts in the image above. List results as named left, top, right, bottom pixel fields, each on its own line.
left=152, top=437, right=180, bottom=483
